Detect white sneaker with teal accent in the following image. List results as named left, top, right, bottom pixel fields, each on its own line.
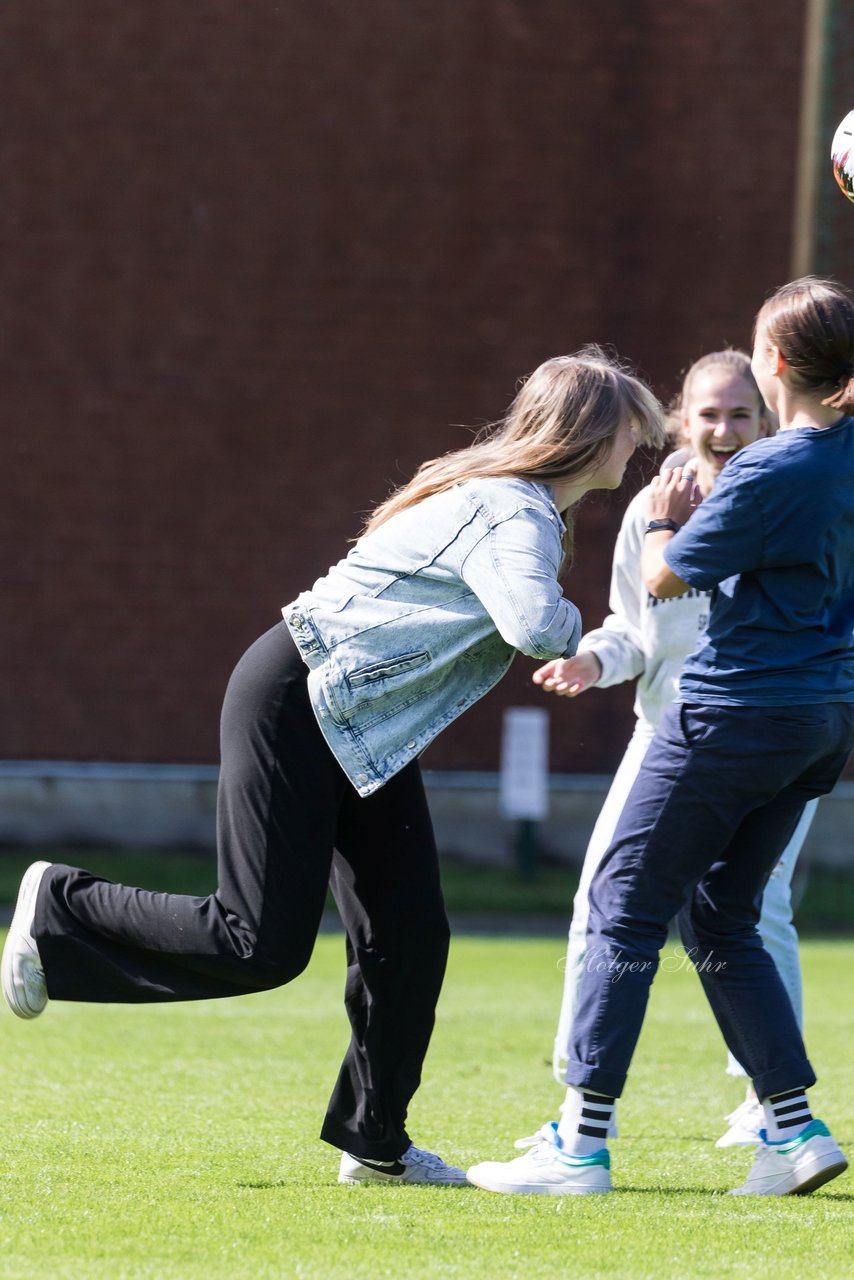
left=338, top=1143, right=468, bottom=1185
left=467, top=1122, right=611, bottom=1195
left=728, top=1120, right=848, bottom=1196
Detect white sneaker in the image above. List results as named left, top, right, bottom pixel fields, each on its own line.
left=716, top=1096, right=764, bottom=1148
left=338, top=1143, right=468, bottom=1185
left=728, top=1120, right=848, bottom=1196
left=1, top=862, right=51, bottom=1019
left=467, top=1121, right=611, bottom=1195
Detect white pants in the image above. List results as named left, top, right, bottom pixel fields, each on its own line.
left=554, top=720, right=816, bottom=1080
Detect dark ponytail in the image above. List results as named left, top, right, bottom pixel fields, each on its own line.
left=755, top=277, right=854, bottom=413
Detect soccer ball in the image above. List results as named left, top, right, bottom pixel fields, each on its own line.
left=831, top=109, right=854, bottom=204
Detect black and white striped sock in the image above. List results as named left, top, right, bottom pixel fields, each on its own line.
left=557, top=1086, right=616, bottom=1155
left=762, top=1088, right=813, bottom=1140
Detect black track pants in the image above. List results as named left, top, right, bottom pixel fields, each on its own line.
left=34, top=622, right=450, bottom=1159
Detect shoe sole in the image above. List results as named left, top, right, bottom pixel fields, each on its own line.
left=466, top=1173, right=610, bottom=1196
left=729, top=1148, right=849, bottom=1196
left=339, top=1174, right=402, bottom=1185
left=791, top=1154, right=849, bottom=1196
left=339, top=1175, right=467, bottom=1186
left=1, top=861, right=51, bottom=1019
left=339, top=1163, right=468, bottom=1186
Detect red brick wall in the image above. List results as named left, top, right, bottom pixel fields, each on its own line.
left=2, top=0, right=848, bottom=776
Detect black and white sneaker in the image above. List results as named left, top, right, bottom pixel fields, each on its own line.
left=338, top=1143, right=468, bottom=1185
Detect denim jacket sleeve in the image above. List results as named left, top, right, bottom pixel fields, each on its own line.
left=460, top=506, right=582, bottom=660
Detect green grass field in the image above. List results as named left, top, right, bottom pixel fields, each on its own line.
left=0, top=932, right=852, bottom=1279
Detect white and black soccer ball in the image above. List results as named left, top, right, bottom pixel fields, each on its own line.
left=831, top=108, right=854, bottom=204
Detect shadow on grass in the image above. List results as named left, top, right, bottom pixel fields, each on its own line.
left=236, top=1179, right=854, bottom=1199
left=596, top=1186, right=854, bottom=1200
left=237, top=1180, right=474, bottom=1191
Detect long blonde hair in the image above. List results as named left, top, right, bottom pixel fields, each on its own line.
left=362, top=347, right=665, bottom=552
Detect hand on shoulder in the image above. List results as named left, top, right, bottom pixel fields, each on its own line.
left=646, top=466, right=698, bottom=527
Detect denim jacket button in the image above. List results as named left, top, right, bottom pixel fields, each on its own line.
left=357, top=772, right=368, bottom=783
left=406, top=741, right=416, bottom=749
left=289, top=613, right=304, bottom=630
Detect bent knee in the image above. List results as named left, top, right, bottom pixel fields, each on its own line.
left=240, top=943, right=314, bottom=990
left=684, top=901, right=758, bottom=950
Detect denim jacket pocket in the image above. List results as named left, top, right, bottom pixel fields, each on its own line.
left=321, top=649, right=434, bottom=729
left=346, top=650, right=430, bottom=691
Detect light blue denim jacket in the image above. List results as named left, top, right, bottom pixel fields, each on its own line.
left=283, top=477, right=581, bottom=796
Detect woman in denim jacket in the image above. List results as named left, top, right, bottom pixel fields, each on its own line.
left=3, top=348, right=665, bottom=1186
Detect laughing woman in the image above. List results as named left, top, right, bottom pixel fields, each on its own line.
left=469, top=277, right=854, bottom=1199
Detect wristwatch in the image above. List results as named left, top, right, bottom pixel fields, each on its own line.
left=644, top=518, right=681, bottom=535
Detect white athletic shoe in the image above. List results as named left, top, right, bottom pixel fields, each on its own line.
left=338, top=1143, right=468, bottom=1185
left=728, top=1120, right=848, bottom=1196
left=1, top=861, right=51, bottom=1019
left=715, top=1096, right=764, bottom=1148
left=467, top=1121, right=611, bottom=1195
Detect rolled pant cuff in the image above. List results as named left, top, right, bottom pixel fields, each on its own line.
left=752, top=1060, right=816, bottom=1101
left=566, top=1059, right=626, bottom=1099
left=320, top=1117, right=410, bottom=1161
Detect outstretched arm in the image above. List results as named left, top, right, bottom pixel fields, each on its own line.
left=533, top=650, right=602, bottom=697
left=461, top=509, right=581, bottom=659
left=534, top=485, right=651, bottom=695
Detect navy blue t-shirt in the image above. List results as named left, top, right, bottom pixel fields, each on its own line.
left=663, top=416, right=854, bottom=705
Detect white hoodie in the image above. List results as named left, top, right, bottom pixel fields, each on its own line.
left=577, top=482, right=711, bottom=730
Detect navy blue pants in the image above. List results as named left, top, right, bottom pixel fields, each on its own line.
left=33, top=623, right=450, bottom=1160
left=567, top=701, right=854, bottom=1100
